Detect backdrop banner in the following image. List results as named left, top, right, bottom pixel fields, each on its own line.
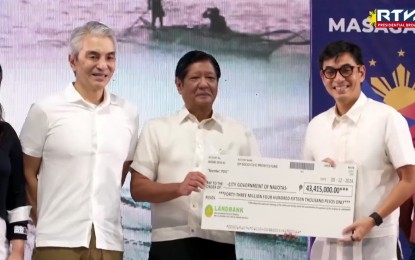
left=311, top=0, right=415, bottom=258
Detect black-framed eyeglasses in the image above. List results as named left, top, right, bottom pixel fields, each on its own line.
left=322, top=65, right=361, bottom=79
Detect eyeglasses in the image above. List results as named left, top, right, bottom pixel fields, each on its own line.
left=322, top=65, right=361, bottom=79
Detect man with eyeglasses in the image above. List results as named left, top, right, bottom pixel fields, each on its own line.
left=303, top=40, right=415, bottom=259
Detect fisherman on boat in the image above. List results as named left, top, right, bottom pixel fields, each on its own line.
left=148, top=0, right=165, bottom=28
left=202, top=7, right=229, bottom=34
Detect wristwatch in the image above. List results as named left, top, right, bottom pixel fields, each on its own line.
left=369, top=212, right=383, bottom=226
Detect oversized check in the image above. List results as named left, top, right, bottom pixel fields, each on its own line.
left=201, top=155, right=357, bottom=238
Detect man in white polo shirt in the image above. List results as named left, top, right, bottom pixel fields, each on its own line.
left=20, top=21, right=138, bottom=260
left=304, top=40, right=415, bottom=260
left=130, top=50, right=260, bottom=260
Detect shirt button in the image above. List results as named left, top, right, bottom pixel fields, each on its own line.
left=198, top=125, right=202, bottom=129
left=191, top=229, right=195, bottom=233
left=192, top=204, right=196, bottom=208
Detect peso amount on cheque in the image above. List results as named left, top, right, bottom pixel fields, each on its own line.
left=201, top=155, right=357, bottom=239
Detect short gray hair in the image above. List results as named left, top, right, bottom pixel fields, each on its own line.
left=69, top=21, right=116, bottom=58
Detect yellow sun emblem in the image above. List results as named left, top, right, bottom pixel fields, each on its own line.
left=371, top=64, right=415, bottom=111
left=367, top=9, right=377, bottom=26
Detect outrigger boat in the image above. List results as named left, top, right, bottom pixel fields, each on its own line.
left=120, top=18, right=309, bottom=58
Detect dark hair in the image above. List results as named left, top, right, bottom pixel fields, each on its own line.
left=0, top=64, right=3, bottom=121
left=318, top=40, right=364, bottom=69
left=175, top=50, right=221, bottom=81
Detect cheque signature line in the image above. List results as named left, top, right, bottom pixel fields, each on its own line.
left=218, top=198, right=351, bottom=209
left=224, top=187, right=296, bottom=194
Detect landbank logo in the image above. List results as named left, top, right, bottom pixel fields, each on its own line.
left=205, top=205, right=214, bottom=218
left=204, top=204, right=244, bottom=218
left=368, top=9, right=415, bottom=28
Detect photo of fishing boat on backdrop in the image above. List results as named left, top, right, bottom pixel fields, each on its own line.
left=120, top=7, right=309, bottom=58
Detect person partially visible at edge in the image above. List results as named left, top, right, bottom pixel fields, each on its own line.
left=399, top=193, right=415, bottom=260
left=202, top=7, right=229, bottom=34
left=129, top=50, right=260, bottom=260
left=0, top=64, right=31, bottom=260
left=148, top=0, right=164, bottom=28
left=304, top=40, right=415, bottom=260
left=20, top=21, right=139, bottom=260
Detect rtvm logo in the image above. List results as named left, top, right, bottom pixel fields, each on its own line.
left=368, top=9, right=415, bottom=28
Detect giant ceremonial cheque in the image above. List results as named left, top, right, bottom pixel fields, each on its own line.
left=201, top=156, right=357, bottom=239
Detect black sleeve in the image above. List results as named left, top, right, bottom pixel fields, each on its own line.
left=6, top=127, right=28, bottom=240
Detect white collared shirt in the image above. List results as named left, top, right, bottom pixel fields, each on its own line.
left=304, top=92, right=415, bottom=259
left=131, top=108, right=260, bottom=244
left=20, top=83, right=139, bottom=251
